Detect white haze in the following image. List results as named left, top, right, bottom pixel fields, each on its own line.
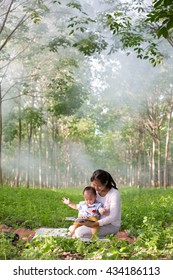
left=1, top=0, right=173, bottom=187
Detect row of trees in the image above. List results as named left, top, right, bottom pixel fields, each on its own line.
left=0, top=0, right=173, bottom=188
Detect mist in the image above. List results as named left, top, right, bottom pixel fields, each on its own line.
left=1, top=0, right=173, bottom=188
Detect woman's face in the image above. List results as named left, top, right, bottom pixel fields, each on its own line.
left=91, top=179, right=106, bottom=193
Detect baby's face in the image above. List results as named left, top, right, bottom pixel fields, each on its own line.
left=84, top=191, right=96, bottom=206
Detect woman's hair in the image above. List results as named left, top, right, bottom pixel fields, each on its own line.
left=83, top=186, right=96, bottom=196
left=90, top=169, right=118, bottom=190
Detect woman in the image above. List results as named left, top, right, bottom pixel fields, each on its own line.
left=74, top=169, right=121, bottom=238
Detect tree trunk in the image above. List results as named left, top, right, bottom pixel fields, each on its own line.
left=164, top=110, right=172, bottom=189
left=151, top=131, right=156, bottom=187
left=137, top=152, right=141, bottom=187
left=45, top=124, right=49, bottom=188
left=148, top=151, right=152, bottom=187
left=157, top=130, right=161, bottom=188
left=137, top=130, right=142, bottom=187
left=0, top=84, right=3, bottom=185
left=50, top=119, right=56, bottom=188
left=15, top=97, right=22, bottom=187
left=54, top=142, right=58, bottom=188
left=129, top=149, right=133, bottom=187
left=26, top=122, right=32, bottom=188
left=143, top=151, right=146, bottom=187
left=32, top=131, right=36, bottom=188
left=38, top=126, right=43, bottom=189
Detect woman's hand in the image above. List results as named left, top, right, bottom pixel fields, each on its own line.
left=100, top=207, right=110, bottom=215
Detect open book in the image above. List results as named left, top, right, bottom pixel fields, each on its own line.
left=65, top=217, right=95, bottom=223
left=75, top=217, right=95, bottom=223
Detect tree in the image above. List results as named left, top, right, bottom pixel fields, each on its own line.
left=0, top=0, right=92, bottom=187
left=0, top=0, right=52, bottom=185
left=47, top=58, right=88, bottom=117
left=1, top=0, right=173, bottom=188
left=67, top=0, right=173, bottom=65
left=146, top=0, right=173, bottom=44
left=104, top=0, right=173, bottom=66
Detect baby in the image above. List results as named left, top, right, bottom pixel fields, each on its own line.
left=63, top=186, right=107, bottom=237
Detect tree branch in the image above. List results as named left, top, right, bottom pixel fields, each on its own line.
left=0, top=0, right=15, bottom=34
left=0, top=45, right=29, bottom=72
left=0, top=14, right=29, bottom=51
left=167, top=37, right=173, bottom=48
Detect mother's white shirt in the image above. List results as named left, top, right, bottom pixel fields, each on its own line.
left=96, top=188, right=121, bottom=228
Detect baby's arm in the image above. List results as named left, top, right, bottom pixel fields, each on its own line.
left=62, top=197, right=78, bottom=210
left=78, top=213, right=83, bottom=218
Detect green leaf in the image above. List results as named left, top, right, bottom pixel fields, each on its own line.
left=153, top=0, right=163, bottom=9
left=157, top=26, right=169, bottom=38
left=167, top=20, right=173, bottom=30
left=69, top=30, right=74, bottom=35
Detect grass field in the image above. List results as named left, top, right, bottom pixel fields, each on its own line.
left=0, top=186, right=173, bottom=260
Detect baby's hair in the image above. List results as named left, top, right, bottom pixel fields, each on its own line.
left=83, top=186, right=96, bottom=196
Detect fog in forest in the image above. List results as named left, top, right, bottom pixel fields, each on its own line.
left=1, top=0, right=173, bottom=188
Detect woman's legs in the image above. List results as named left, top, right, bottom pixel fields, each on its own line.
left=74, top=225, right=93, bottom=238
left=98, top=224, right=119, bottom=237
left=74, top=224, right=119, bottom=239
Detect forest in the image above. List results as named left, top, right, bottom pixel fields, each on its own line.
left=0, top=0, right=173, bottom=189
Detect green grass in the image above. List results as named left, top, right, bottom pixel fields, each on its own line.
left=0, top=186, right=83, bottom=229
left=0, top=185, right=173, bottom=260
